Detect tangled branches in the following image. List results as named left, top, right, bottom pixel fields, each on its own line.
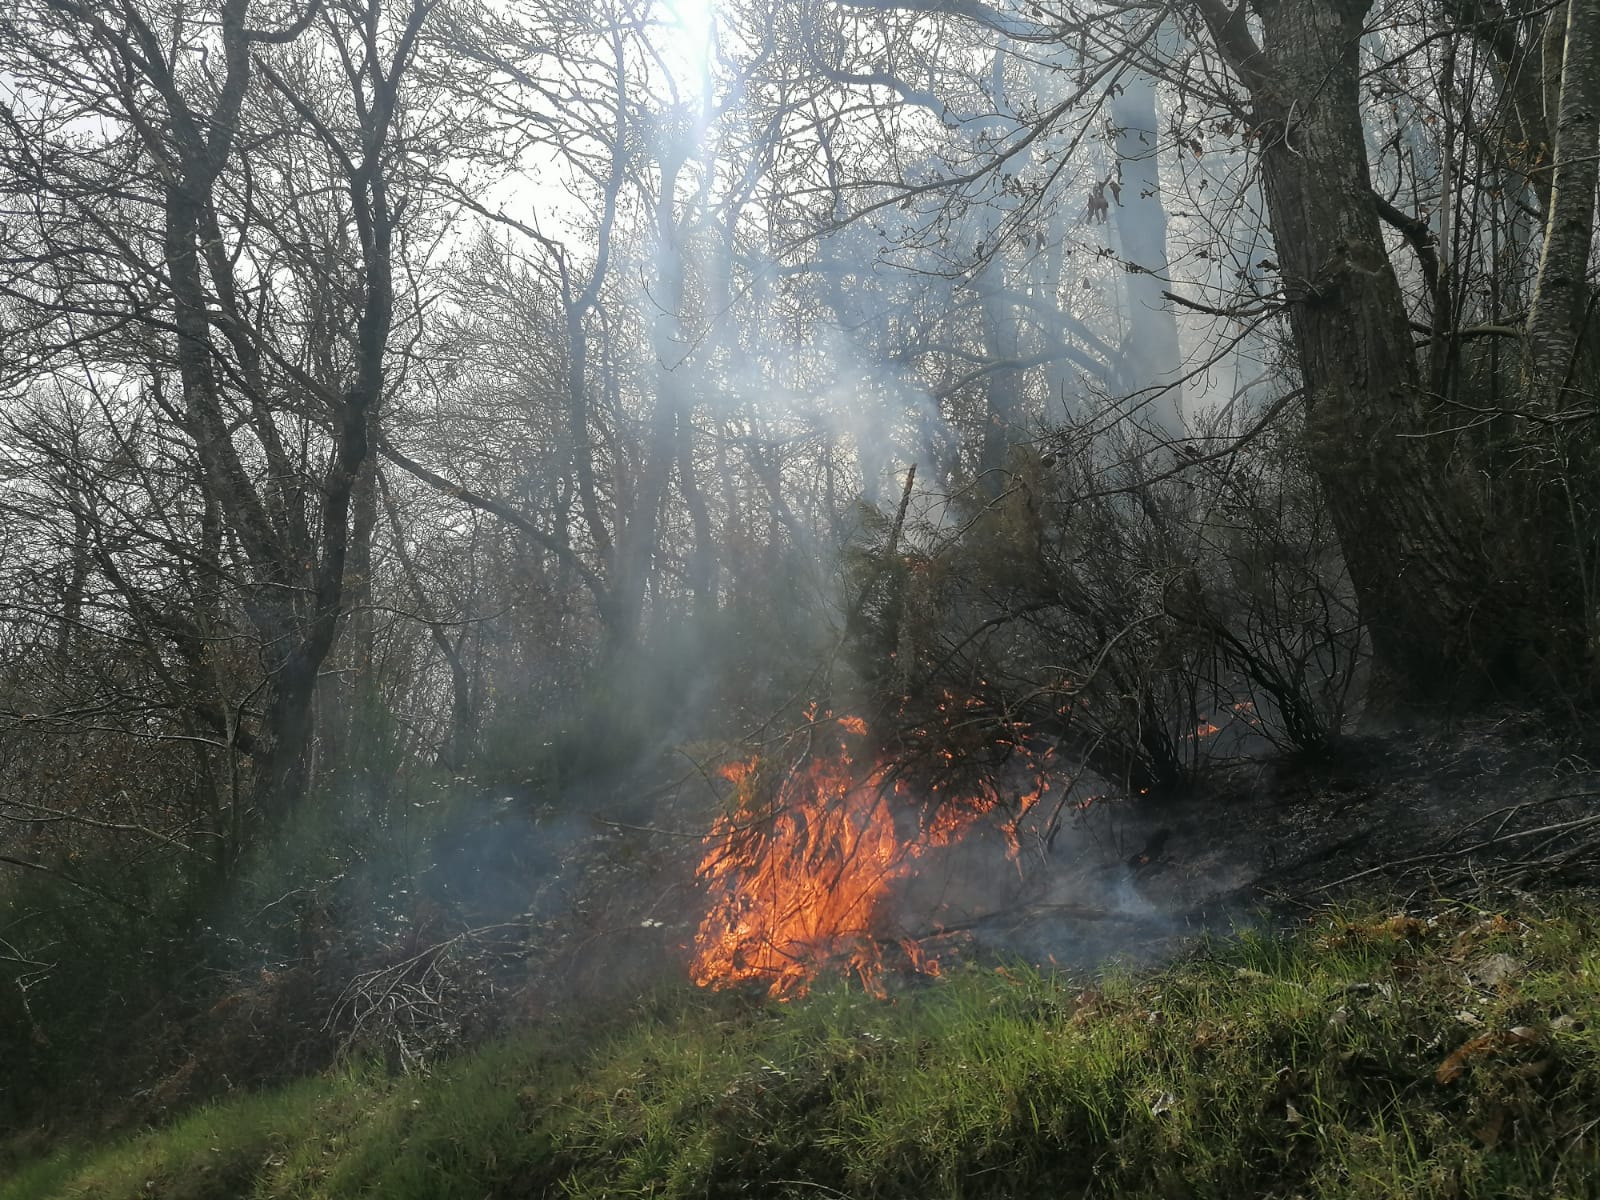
left=325, top=923, right=532, bottom=1072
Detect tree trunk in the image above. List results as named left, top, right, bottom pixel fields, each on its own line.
left=1195, top=0, right=1505, bottom=700
left=1109, top=70, right=1184, bottom=437
left=976, top=262, right=1027, bottom=488
left=327, top=452, right=381, bottom=775
left=612, top=153, right=691, bottom=648
left=1522, top=0, right=1600, bottom=404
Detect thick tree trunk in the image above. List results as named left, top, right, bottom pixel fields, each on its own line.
left=1522, top=0, right=1600, bottom=404
left=1195, top=0, right=1504, bottom=700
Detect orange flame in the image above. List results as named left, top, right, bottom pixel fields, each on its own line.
left=690, top=715, right=1037, bottom=999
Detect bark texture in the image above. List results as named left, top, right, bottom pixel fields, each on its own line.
left=1522, top=0, right=1600, bottom=404
left=1193, top=0, right=1506, bottom=699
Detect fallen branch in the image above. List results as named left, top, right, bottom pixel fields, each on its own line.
left=1310, top=793, right=1600, bottom=894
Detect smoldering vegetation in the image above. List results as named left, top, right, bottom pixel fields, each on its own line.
left=0, top=402, right=1570, bottom=1138
left=3, top=0, right=1600, bottom=1166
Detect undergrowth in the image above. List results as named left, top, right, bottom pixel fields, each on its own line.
left=9, top=896, right=1600, bottom=1199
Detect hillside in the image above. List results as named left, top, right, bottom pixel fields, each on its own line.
left=8, top=894, right=1600, bottom=1199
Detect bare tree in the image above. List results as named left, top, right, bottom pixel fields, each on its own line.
left=0, top=0, right=448, bottom=840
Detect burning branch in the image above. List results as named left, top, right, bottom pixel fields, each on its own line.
left=690, top=708, right=1041, bottom=999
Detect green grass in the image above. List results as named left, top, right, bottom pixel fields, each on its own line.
left=10, top=897, right=1600, bottom=1198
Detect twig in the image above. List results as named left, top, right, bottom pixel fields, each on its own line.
left=0, top=854, right=150, bottom=913
left=1310, top=798, right=1600, bottom=893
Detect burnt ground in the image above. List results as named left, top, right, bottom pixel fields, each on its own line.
left=926, top=710, right=1600, bottom=971
left=37, top=710, right=1600, bottom=1137
left=536, top=708, right=1600, bottom=999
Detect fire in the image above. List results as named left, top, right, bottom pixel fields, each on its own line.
left=690, top=714, right=1038, bottom=999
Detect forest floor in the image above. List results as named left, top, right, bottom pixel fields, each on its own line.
left=991, top=709, right=1600, bottom=965
left=9, top=712, right=1600, bottom=1198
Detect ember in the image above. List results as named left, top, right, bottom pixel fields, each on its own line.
left=690, top=712, right=1041, bottom=998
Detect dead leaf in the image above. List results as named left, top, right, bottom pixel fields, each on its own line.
left=1437, top=1033, right=1498, bottom=1084
left=1437, top=1025, right=1546, bottom=1084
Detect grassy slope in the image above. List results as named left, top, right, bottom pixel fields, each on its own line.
left=9, top=898, right=1600, bottom=1200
